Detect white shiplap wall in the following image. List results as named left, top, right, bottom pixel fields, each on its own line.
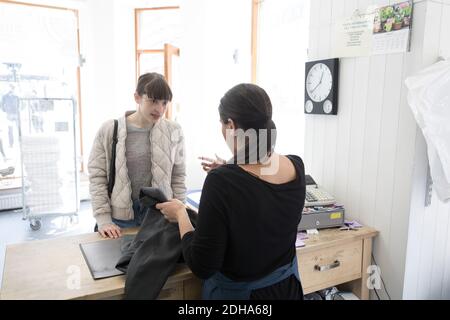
left=306, top=0, right=447, bottom=299
left=403, top=0, right=450, bottom=300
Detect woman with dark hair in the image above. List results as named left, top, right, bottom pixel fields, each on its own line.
left=89, top=73, right=186, bottom=239
left=157, top=83, right=306, bottom=300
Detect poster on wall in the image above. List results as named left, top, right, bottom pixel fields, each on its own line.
left=333, top=0, right=413, bottom=57
left=372, top=1, right=413, bottom=55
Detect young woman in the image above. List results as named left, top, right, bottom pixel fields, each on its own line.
left=157, top=83, right=306, bottom=300
left=89, top=73, right=186, bottom=239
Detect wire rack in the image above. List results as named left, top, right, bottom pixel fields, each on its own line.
left=18, top=97, right=79, bottom=230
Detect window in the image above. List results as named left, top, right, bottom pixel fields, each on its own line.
left=253, top=0, right=310, bottom=155
left=135, top=6, right=181, bottom=120
left=0, top=0, right=81, bottom=211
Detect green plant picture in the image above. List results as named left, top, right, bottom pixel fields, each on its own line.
left=374, top=1, right=412, bottom=34
left=403, top=4, right=412, bottom=17
left=381, top=6, right=394, bottom=22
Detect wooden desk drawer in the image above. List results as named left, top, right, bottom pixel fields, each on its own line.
left=297, top=240, right=363, bottom=294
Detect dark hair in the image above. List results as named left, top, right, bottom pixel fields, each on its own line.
left=136, top=73, right=173, bottom=101
left=219, top=83, right=277, bottom=164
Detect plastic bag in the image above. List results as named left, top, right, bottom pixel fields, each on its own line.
left=405, top=60, right=450, bottom=203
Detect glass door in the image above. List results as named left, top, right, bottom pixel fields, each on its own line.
left=0, top=1, right=81, bottom=212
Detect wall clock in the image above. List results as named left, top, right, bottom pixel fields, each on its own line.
left=304, top=58, right=339, bottom=115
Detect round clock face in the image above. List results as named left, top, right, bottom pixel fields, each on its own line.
left=323, top=100, right=333, bottom=114
left=306, top=63, right=333, bottom=103
left=305, top=100, right=313, bottom=113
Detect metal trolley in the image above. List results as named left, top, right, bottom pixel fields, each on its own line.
left=18, top=97, right=79, bottom=230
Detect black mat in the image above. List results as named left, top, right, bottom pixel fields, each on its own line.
left=79, top=235, right=134, bottom=280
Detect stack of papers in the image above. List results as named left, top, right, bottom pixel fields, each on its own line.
left=340, top=220, right=363, bottom=231
left=296, top=232, right=308, bottom=248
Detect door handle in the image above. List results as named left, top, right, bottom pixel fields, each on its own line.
left=314, top=260, right=340, bottom=272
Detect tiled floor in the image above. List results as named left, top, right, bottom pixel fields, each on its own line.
left=0, top=200, right=96, bottom=285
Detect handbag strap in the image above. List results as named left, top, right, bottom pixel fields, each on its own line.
left=108, top=119, right=118, bottom=198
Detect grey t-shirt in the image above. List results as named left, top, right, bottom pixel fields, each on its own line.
left=126, top=122, right=153, bottom=200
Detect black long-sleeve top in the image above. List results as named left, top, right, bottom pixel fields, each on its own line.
left=182, top=155, right=306, bottom=299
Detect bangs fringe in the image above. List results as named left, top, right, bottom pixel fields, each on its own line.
left=144, top=77, right=173, bottom=102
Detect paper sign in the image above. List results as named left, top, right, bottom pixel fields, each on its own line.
left=333, top=14, right=374, bottom=58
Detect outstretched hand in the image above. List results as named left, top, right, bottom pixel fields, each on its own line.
left=199, top=154, right=226, bottom=172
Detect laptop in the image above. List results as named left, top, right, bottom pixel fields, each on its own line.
left=79, top=235, right=134, bottom=280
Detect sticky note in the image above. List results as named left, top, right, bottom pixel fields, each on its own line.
left=330, top=212, right=343, bottom=220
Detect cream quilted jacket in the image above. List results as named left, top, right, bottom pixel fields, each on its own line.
left=88, top=111, right=186, bottom=227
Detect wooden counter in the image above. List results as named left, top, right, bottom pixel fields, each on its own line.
left=1, top=226, right=377, bottom=300
left=0, top=228, right=202, bottom=300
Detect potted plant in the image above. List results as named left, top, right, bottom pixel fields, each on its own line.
left=403, top=4, right=412, bottom=26
left=393, top=13, right=404, bottom=30
left=403, top=4, right=412, bottom=17
left=381, top=6, right=394, bottom=23
left=384, top=17, right=394, bottom=32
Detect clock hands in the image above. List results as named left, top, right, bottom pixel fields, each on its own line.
left=311, top=83, right=320, bottom=94
left=311, top=71, right=325, bottom=94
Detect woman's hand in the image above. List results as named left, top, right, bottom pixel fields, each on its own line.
left=199, top=154, right=226, bottom=172
left=157, top=199, right=194, bottom=238
left=156, top=199, right=187, bottom=223
left=98, top=223, right=121, bottom=239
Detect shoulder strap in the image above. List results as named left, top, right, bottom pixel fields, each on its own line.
left=108, top=120, right=118, bottom=198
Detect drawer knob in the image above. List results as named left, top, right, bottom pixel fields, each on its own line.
left=314, top=260, right=340, bottom=272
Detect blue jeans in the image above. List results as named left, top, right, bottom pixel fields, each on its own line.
left=112, top=199, right=146, bottom=228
